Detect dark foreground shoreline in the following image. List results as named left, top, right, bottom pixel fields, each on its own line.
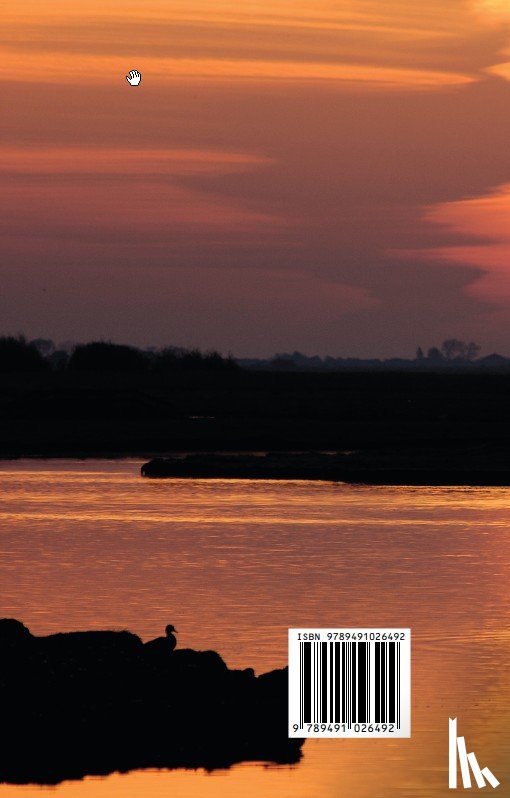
left=3, top=370, right=510, bottom=459
left=141, top=451, right=510, bottom=486
left=0, top=620, right=303, bottom=785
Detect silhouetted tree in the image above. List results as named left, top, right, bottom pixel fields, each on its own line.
left=441, top=339, right=481, bottom=361
left=179, top=349, right=238, bottom=371
left=0, top=336, right=48, bottom=372
left=152, top=347, right=179, bottom=372
left=30, top=338, right=55, bottom=356
left=441, top=339, right=466, bottom=360
left=68, top=342, right=148, bottom=372
left=416, top=347, right=424, bottom=361
left=427, top=346, right=444, bottom=362
left=152, top=347, right=239, bottom=373
left=466, top=342, right=481, bottom=361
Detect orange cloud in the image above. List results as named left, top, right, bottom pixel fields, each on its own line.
left=485, top=50, right=510, bottom=80
left=474, top=0, right=510, bottom=21
left=0, top=50, right=476, bottom=88
left=0, top=147, right=271, bottom=175
left=1, top=0, right=502, bottom=88
left=405, top=185, right=510, bottom=304
left=0, top=146, right=282, bottom=244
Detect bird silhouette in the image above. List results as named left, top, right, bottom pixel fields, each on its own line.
left=165, top=624, right=177, bottom=652
left=144, top=624, right=178, bottom=658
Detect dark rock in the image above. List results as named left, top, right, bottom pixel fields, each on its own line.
left=0, top=618, right=32, bottom=644
left=0, top=620, right=303, bottom=785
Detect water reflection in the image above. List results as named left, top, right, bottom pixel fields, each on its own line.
left=1, top=460, right=509, bottom=796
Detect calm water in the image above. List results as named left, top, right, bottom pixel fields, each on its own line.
left=1, top=460, right=510, bottom=797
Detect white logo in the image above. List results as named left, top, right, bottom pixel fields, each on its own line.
left=126, top=70, right=142, bottom=86
left=449, top=718, right=499, bottom=789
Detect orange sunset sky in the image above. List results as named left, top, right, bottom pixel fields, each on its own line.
left=2, top=0, right=510, bottom=356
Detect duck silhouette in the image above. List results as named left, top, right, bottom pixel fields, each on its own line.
left=144, top=624, right=178, bottom=658
left=165, top=624, right=177, bottom=652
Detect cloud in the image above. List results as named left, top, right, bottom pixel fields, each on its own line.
left=0, top=51, right=476, bottom=89
left=485, top=50, right=510, bottom=80
left=0, top=147, right=282, bottom=247
left=473, top=0, right=510, bottom=22
left=0, top=147, right=272, bottom=175
left=3, top=2, right=510, bottom=355
left=2, top=0, right=506, bottom=88
left=400, top=184, right=510, bottom=305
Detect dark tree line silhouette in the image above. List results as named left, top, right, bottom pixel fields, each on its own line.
left=0, top=336, right=49, bottom=372
left=0, top=336, right=238, bottom=373
left=418, top=339, right=481, bottom=363
left=0, top=335, right=491, bottom=374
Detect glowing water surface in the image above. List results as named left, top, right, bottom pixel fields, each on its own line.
left=1, top=459, right=510, bottom=797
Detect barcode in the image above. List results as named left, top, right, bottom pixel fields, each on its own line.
left=288, top=628, right=410, bottom=738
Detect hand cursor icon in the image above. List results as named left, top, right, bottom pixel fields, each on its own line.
left=126, top=70, right=141, bottom=86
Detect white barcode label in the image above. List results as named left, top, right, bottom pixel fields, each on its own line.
left=288, top=628, right=411, bottom=738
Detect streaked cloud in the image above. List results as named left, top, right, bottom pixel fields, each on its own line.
left=474, top=0, right=510, bottom=21
left=485, top=50, right=510, bottom=80
left=0, top=146, right=282, bottom=244
left=3, top=1, right=510, bottom=355
left=0, top=50, right=476, bottom=88
left=2, top=0, right=506, bottom=88
left=0, top=147, right=272, bottom=175
left=402, top=184, right=510, bottom=305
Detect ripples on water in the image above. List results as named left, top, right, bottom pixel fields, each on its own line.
left=1, top=460, right=510, bottom=797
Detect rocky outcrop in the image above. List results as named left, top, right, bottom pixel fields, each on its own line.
left=0, top=619, right=303, bottom=785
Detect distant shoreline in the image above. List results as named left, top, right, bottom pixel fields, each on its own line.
left=2, top=451, right=510, bottom=488
left=140, top=452, right=510, bottom=487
